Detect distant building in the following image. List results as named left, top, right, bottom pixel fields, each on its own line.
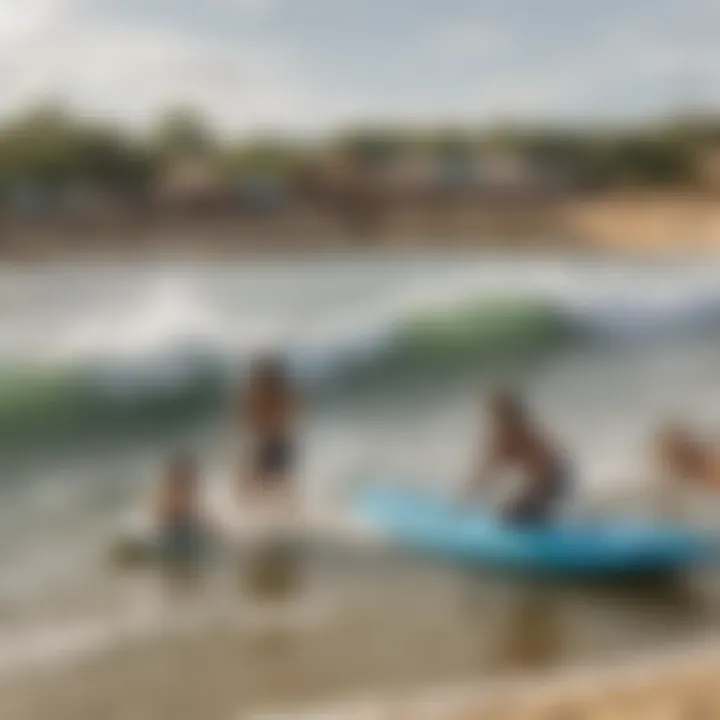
left=475, top=152, right=536, bottom=191
left=294, top=152, right=365, bottom=207
left=472, top=151, right=575, bottom=196
left=380, top=149, right=561, bottom=198
left=438, top=154, right=479, bottom=192
left=60, top=183, right=128, bottom=219
left=4, top=182, right=58, bottom=218
left=155, top=156, right=228, bottom=214
left=380, top=154, right=438, bottom=197
left=234, top=176, right=288, bottom=214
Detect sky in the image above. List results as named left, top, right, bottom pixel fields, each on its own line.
left=0, top=0, right=718, bottom=135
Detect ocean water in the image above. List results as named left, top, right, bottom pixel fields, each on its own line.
left=4, top=253, right=720, bottom=715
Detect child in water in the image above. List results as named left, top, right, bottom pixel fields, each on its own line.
left=155, top=453, right=206, bottom=561
left=239, top=355, right=298, bottom=507
left=468, top=389, right=571, bottom=524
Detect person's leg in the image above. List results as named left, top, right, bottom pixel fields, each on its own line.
left=243, top=439, right=275, bottom=501
left=159, top=521, right=204, bottom=567
left=505, top=469, right=567, bottom=525
left=248, top=437, right=296, bottom=509
left=505, top=491, right=548, bottom=524
left=243, top=441, right=301, bottom=599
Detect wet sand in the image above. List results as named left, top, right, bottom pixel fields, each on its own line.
left=275, top=642, right=720, bottom=719
left=0, top=547, right=719, bottom=720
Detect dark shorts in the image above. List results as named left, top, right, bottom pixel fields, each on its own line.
left=159, top=520, right=205, bottom=562
left=253, top=436, right=294, bottom=478
left=506, top=464, right=572, bottom=525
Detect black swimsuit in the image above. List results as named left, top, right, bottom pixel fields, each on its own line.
left=506, top=461, right=571, bottom=525
left=253, top=436, right=294, bottom=478
left=159, top=518, right=204, bottom=561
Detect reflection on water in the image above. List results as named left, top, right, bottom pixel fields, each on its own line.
left=5, top=545, right=720, bottom=720
left=488, top=586, right=563, bottom=670
left=159, top=563, right=206, bottom=598
left=244, top=540, right=303, bottom=602
left=453, top=567, right=714, bottom=678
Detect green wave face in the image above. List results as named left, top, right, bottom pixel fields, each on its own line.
left=0, top=366, right=82, bottom=416
left=395, top=297, right=575, bottom=364
left=0, top=364, right=223, bottom=450
left=0, top=297, right=577, bottom=445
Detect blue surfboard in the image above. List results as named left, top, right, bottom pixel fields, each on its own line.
left=355, top=487, right=714, bottom=577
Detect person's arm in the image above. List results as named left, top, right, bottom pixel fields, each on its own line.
left=650, top=451, right=683, bottom=520
left=463, top=439, right=502, bottom=502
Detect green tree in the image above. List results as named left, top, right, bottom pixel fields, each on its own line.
left=0, top=103, right=76, bottom=190
left=149, top=106, right=216, bottom=160
left=335, top=127, right=409, bottom=169
left=221, top=137, right=301, bottom=180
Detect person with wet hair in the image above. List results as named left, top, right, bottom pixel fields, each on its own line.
left=239, top=354, right=298, bottom=505
left=155, top=452, right=206, bottom=561
left=468, top=388, right=572, bottom=524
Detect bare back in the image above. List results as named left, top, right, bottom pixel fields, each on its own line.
left=244, top=384, right=296, bottom=439
left=489, top=423, right=562, bottom=484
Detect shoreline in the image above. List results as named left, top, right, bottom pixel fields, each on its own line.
left=0, top=238, right=717, bottom=268
left=1, top=192, right=719, bottom=263
left=2, top=609, right=719, bottom=720
left=255, top=635, right=720, bottom=718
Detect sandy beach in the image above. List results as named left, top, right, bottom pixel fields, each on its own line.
left=260, top=639, right=720, bottom=719
left=2, top=191, right=720, bottom=261
left=2, top=612, right=720, bottom=720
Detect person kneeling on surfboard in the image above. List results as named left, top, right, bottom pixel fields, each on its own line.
left=156, top=453, right=206, bottom=561
left=468, top=390, right=571, bottom=524
left=239, top=355, right=298, bottom=507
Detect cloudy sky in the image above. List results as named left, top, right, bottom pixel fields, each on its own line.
left=1, top=0, right=718, bottom=134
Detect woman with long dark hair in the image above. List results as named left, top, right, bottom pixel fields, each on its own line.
left=239, top=355, right=298, bottom=506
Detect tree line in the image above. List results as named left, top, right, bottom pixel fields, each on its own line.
left=0, top=103, right=717, bottom=206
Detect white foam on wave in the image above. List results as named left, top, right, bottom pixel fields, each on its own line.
left=7, top=259, right=720, bottom=392
left=52, top=276, right=223, bottom=362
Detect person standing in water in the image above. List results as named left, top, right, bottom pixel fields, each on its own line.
left=155, top=453, right=207, bottom=562
left=239, top=355, right=298, bottom=507
left=238, top=356, right=301, bottom=600
left=467, top=389, right=571, bottom=524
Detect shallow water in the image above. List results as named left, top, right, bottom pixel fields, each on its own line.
left=4, top=253, right=720, bottom=715
left=1, top=549, right=719, bottom=719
